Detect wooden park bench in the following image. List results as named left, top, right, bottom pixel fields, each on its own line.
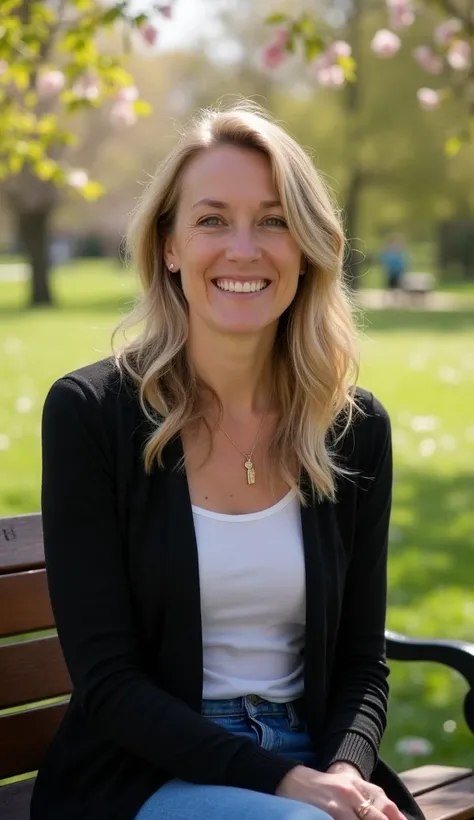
left=1, top=512, right=473, bottom=820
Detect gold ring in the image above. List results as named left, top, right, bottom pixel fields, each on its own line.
left=355, top=798, right=374, bottom=819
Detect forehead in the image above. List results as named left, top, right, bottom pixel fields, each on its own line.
left=179, top=144, right=278, bottom=205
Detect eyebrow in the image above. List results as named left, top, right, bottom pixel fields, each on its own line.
left=192, top=198, right=283, bottom=210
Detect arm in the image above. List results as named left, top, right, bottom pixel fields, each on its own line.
left=41, top=377, right=296, bottom=794
left=320, top=398, right=392, bottom=781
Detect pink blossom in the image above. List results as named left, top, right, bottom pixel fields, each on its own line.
left=417, top=87, right=441, bottom=111
left=72, top=74, right=99, bottom=100
left=387, top=0, right=415, bottom=29
left=110, top=101, right=138, bottom=127
left=371, top=29, right=401, bottom=58
left=310, top=50, right=335, bottom=74
left=156, top=4, right=172, bottom=18
left=327, top=40, right=352, bottom=60
left=142, top=23, right=158, bottom=45
left=316, top=64, right=345, bottom=88
left=67, top=169, right=88, bottom=188
left=274, top=28, right=290, bottom=47
left=262, top=41, right=286, bottom=69
left=447, top=40, right=471, bottom=71
left=413, top=46, right=443, bottom=75
left=36, top=69, right=65, bottom=97
left=390, top=8, right=415, bottom=28
left=117, top=85, right=139, bottom=102
left=434, top=18, right=462, bottom=47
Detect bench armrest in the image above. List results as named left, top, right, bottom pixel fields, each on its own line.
left=385, top=629, right=474, bottom=734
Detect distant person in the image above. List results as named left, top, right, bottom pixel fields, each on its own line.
left=379, top=235, right=409, bottom=304
left=32, top=103, right=422, bottom=820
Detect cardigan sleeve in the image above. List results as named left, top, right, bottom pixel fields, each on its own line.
left=320, top=394, right=392, bottom=780
left=41, top=376, right=296, bottom=795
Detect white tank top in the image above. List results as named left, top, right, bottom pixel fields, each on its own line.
left=192, top=488, right=306, bottom=702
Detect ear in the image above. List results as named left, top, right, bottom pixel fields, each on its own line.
left=164, top=235, right=180, bottom=272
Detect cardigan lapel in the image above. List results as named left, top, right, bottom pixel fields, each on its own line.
left=157, top=435, right=204, bottom=708
left=299, top=473, right=347, bottom=729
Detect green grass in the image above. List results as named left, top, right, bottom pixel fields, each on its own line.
left=0, top=261, right=473, bottom=775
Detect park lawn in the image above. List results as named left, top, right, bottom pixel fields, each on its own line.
left=0, top=260, right=473, bottom=774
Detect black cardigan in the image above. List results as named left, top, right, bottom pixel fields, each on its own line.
left=31, top=357, right=423, bottom=820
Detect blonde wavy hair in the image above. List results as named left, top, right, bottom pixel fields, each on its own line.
left=114, top=101, right=361, bottom=502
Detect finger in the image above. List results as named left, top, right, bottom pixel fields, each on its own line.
left=352, top=790, right=388, bottom=820
left=373, top=797, right=405, bottom=820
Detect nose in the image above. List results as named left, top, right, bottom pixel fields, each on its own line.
left=225, top=227, right=262, bottom=264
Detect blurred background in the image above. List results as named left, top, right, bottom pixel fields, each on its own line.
left=0, top=0, right=473, bottom=780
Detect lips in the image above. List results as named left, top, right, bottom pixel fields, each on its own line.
left=213, top=278, right=270, bottom=293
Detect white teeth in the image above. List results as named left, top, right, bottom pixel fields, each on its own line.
left=215, top=279, right=268, bottom=292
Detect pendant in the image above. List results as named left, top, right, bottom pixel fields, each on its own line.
left=245, top=458, right=256, bottom=485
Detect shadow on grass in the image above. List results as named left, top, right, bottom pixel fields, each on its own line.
left=388, top=467, right=474, bottom=602
left=360, top=308, right=474, bottom=334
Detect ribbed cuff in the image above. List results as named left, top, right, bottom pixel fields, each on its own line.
left=226, top=743, right=299, bottom=794
left=322, top=732, right=377, bottom=781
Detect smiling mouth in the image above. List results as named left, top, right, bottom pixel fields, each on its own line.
left=213, top=278, right=270, bottom=293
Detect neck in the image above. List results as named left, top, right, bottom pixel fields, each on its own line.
left=187, top=318, right=277, bottom=422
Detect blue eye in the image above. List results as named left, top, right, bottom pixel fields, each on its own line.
left=198, top=216, right=223, bottom=226
left=263, top=216, right=287, bottom=228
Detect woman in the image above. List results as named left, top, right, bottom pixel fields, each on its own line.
left=31, top=103, right=423, bottom=820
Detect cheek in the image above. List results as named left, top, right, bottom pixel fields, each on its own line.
left=181, top=230, right=222, bottom=262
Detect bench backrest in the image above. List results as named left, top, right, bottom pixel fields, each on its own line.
left=0, top=514, right=71, bottom=781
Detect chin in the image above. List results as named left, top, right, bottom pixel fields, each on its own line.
left=215, top=320, right=267, bottom=335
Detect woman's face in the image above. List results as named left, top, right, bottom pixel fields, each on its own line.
left=165, top=144, right=303, bottom=336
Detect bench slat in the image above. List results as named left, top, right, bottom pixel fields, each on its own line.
left=0, top=702, right=68, bottom=779
left=400, top=765, right=473, bottom=798
left=0, top=777, right=35, bottom=820
left=0, top=636, right=71, bottom=708
left=416, top=774, right=474, bottom=820
left=0, top=514, right=44, bottom=572
left=0, top=570, right=54, bottom=637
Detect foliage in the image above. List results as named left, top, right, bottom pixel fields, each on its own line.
left=0, top=0, right=172, bottom=198
left=262, top=0, right=474, bottom=155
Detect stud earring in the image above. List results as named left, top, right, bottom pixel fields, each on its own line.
left=168, top=263, right=174, bottom=271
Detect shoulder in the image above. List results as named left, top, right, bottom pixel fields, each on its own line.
left=42, top=356, right=139, bottom=429
left=352, top=386, right=391, bottom=434
left=336, top=386, right=392, bottom=469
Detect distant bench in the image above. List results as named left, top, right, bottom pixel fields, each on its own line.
left=1, top=513, right=473, bottom=820
left=401, top=272, right=436, bottom=305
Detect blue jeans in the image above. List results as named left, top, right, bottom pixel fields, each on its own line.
left=135, top=696, right=333, bottom=820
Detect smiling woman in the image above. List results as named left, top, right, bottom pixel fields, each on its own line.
left=34, top=101, right=423, bottom=820
left=117, top=103, right=358, bottom=504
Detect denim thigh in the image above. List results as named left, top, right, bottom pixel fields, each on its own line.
left=135, top=779, right=333, bottom=820
left=134, top=696, right=327, bottom=820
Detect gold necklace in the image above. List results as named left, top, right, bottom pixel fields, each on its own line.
left=219, top=409, right=269, bottom=485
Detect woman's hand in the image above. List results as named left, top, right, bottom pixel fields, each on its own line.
left=276, top=764, right=406, bottom=820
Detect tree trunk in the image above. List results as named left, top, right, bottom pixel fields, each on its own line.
left=16, top=208, right=53, bottom=306
left=343, top=0, right=364, bottom=291
left=344, top=169, right=364, bottom=290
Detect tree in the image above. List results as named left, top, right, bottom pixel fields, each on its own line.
left=263, top=0, right=474, bottom=153
left=0, top=0, right=173, bottom=306
left=261, top=0, right=474, bottom=287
